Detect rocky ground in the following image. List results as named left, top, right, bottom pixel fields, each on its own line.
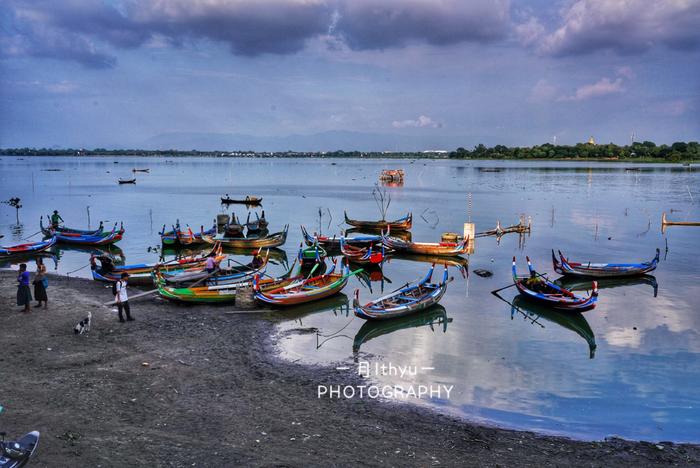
left=1, top=271, right=699, bottom=467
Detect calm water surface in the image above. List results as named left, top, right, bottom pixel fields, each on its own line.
left=1, top=156, right=699, bottom=442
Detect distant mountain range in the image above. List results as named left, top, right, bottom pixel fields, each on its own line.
left=142, top=130, right=484, bottom=152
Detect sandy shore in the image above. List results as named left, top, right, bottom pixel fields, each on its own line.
left=1, top=271, right=698, bottom=467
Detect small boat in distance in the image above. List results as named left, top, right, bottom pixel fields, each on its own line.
left=118, top=178, right=136, bottom=184
left=132, top=168, right=150, bottom=173
left=221, top=195, right=262, bottom=205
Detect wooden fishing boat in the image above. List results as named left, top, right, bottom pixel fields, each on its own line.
left=118, top=178, right=136, bottom=184
left=160, top=222, right=217, bottom=246
left=161, top=251, right=268, bottom=286
left=381, top=230, right=469, bottom=257
left=43, top=222, right=124, bottom=246
left=221, top=195, right=262, bottom=205
left=353, top=265, right=450, bottom=320
left=552, top=249, right=659, bottom=278
left=244, top=211, right=268, bottom=234
left=511, top=296, right=597, bottom=359
left=353, top=305, right=450, bottom=354
left=91, top=244, right=224, bottom=285
left=513, top=257, right=598, bottom=311
left=155, top=260, right=299, bottom=304
left=202, top=225, right=289, bottom=249
left=340, top=237, right=385, bottom=265
left=298, top=243, right=327, bottom=268
left=379, top=169, right=404, bottom=182
left=223, top=213, right=245, bottom=237
left=301, top=225, right=381, bottom=250
left=132, top=168, right=150, bottom=173
left=344, top=211, right=412, bottom=231
left=41, top=217, right=105, bottom=236
left=253, top=262, right=358, bottom=306
left=0, top=236, right=56, bottom=258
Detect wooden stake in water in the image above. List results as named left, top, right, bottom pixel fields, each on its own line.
left=86, top=205, right=91, bottom=228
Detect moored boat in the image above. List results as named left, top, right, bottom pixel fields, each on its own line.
left=42, top=220, right=124, bottom=246
left=0, top=236, right=56, bottom=258
left=298, top=243, right=327, bottom=268
left=340, top=237, right=385, bottom=264
left=160, top=222, right=217, bottom=246
left=353, top=265, right=450, bottom=320
left=91, top=244, right=224, bottom=285
left=513, top=256, right=598, bottom=311
left=161, top=250, right=268, bottom=286
left=301, top=225, right=381, bottom=250
left=202, top=225, right=289, bottom=249
left=381, top=230, right=469, bottom=257
left=118, top=178, right=136, bottom=184
left=253, top=262, right=359, bottom=306
left=344, top=211, right=412, bottom=231
left=552, top=249, right=660, bottom=278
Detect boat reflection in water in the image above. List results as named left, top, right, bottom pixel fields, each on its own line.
left=385, top=253, right=468, bottom=278
left=277, top=293, right=350, bottom=325
left=352, top=305, right=451, bottom=358
left=53, top=244, right=126, bottom=264
left=555, top=275, right=658, bottom=298
left=510, top=296, right=597, bottom=359
left=351, top=262, right=391, bottom=294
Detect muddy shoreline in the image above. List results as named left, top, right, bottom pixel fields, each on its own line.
left=1, top=271, right=698, bottom=467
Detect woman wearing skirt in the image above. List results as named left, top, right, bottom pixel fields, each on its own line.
left=34, top=257, right=48, bottom=307
left=17, top=263, right=32, bottom=313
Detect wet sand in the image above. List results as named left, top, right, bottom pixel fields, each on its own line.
left=1, top=271, right=698, bottom=467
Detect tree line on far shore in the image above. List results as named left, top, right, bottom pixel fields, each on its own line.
left=1, top=141, right=698, bottom=161
left=448, top=141, right=699, bottom=162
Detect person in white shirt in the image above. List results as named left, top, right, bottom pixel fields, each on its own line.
left=115, top=272, right=134, bottom=323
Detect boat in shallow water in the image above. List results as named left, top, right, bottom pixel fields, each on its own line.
left=0, top=236, right=56, bottom=258
left=160, top=222, right=217, bottom=246
left=513, top=256, right=598, bottom=312
left=354, top=265, right=451, bottom=321
left=41, top=218, right=125, bottom=246
left=301, top=225, right=380, bottom=250
left=381, top=231, right=469, bottom=257
left=552, top=248, right=660, bottom=278
left=202, top=225, right=288, bottom=249
left=344, top=211, right=412, bottom=231
left=340, top=237, right=385, bottom=265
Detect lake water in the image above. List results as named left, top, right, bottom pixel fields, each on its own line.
left=1, top=156, right=699, bottom=442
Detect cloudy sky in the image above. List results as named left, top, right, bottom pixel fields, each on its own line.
left=1, top=0, right=698, bottom=150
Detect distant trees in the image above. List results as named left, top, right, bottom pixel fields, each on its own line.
left=447, top=141, right=699, bottom=161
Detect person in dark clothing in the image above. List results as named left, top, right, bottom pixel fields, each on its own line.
left=33, top=258, right=48, bottom=307
left=50, top=210, right=64, bottom=228
left=16, top=264, right=32, bottom=313
left=115, top=272, right=134, bottom=323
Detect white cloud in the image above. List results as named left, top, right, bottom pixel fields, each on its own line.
left=558, top=77, right=624, bottom=102
left=515, top=16, right=545, bottom=47
left=392, top=115, right=440, bottom=129
left=528, top=79, right=558, bottom=102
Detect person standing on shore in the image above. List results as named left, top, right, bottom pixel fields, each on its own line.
left=115, top=272, right=134, bottom=323
left=50, top=210, right=64, bottom=228
left=16, top=264, right=32, bottom=313
left=33, top=258, right=48, bottom=308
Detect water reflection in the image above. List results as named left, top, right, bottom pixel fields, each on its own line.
left=556, top=275, right=659, bottom=298
left=510, top=296, right=597, bottom=359
left=352, top=305, right=451, bottom=357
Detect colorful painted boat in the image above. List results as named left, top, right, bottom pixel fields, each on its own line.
left=41, top=216, right=105, bottom=236
left=353, top=265, right=450, bottom=320
left=381, top=231, right=469, bottom=257
left=253, top=262, right=359, bottom=306
left=513, top=257, right=597, bottom=311
left=301, top=225, right=381, bottom=250
left=161, top=251, right=268, bottom=286
left=91, top=244, right=224, bottom=285
left=0, top=236, right=56, bottom=258
left=556, top=275, right=658, bottom=298
left=340, top=237, right=385, bottom=265
left=344, top=211, right=412, bottom=231
left=244, top=211, right=268, bottom=233
left=160, top=222, right=217, bottom=246
left=552, top=249, right=660, bottom=278
left=353, top=305, right=450, bottom=354
left=43, top=222, right=124, bottom=246
left=298, top=243, right=327, bottom=268
left=154, top=260, right=300, bottom=304
left=202, top=225, right=288, bottom=249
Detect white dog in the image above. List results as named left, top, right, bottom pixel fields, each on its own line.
left=74, top=311, right=92, bottom=335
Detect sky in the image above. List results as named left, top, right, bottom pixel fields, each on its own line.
left=0, top=0, right=699, bottom=151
